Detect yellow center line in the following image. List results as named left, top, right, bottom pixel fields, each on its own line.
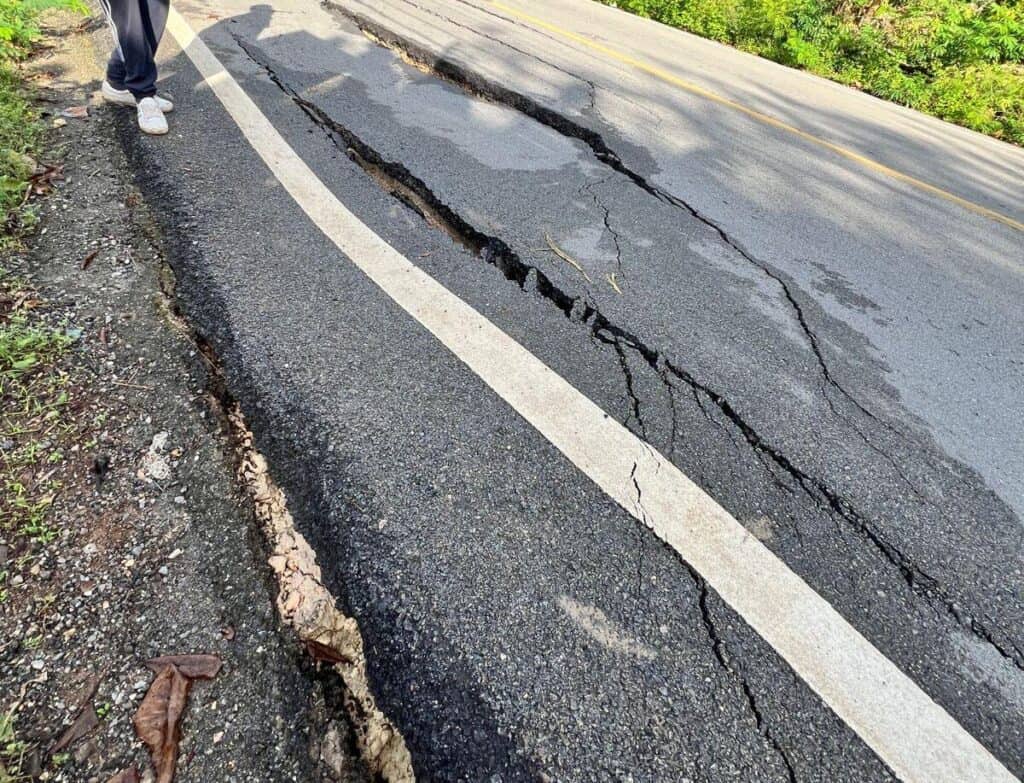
left=490, top=0, right=1024, bottom=233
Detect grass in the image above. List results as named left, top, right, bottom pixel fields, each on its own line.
left=0, top=270, right=74, bottom=548
left=595, top=0, right=1024, bottom=145
left=0, top=271, right=79, bottom=779
left=0, top=6, right=84, bottom=779
left=0, top=0, right=87, bottom=240
left=0, top=710, right=29, bottom=783
left=0, top=0, right=86, bottom=552
left=0, top=65, right=41, bottom=239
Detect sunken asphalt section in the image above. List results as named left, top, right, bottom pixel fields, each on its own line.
left=103, top=1, right=1024, bottom=780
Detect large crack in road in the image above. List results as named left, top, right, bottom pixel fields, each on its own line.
left=233, top=31, right=1023, bottom=673
left=325, top=1, right=891, bottom=427
left=327, top=0, right=977, bottom=524
left=326, top=0, right=990, bottom=518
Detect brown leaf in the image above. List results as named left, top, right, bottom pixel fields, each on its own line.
left=51, top=704, right=99, bottom=753
left=133, top=664, right=190, bottom=783
left=82, top=249, right=99, bottom=270
left=61, top=105, right=89, bottom=119
left=24, top=165, right=63, bottom=202
left=106, top=767, right=141, bottom=783
left=146, top=654, right=221, bottom=680
left=70, top=672, right=102, bottom=708
left=133, top=655, right=222, bottom=782
left=306, top=640, right=351, bottom=665
left=28, top=164, right=63, bottom=187
left=10, top=291, right=43, bottom=311
left=220, top=625, right=235, bottom=641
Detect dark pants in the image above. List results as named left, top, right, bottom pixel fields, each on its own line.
left=99, top=0, right=170, bottom=98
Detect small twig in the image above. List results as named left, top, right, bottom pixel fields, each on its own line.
left=606, top=273, right=623, bottom=294
left=544, top=233, right=592, bottom=283
left=6, top=673, right=47, bottom=716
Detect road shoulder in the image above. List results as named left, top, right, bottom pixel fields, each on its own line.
left=0, top=14, right=368, bottom=783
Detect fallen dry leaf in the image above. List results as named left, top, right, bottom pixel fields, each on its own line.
left=220, top=625, right=235, bottom=641
left=146, top=654, right=221, bottom=680
left=61, top=105, right=89, bottom=119
left=306, top=639, right=352, bottom=665
left=134, top=655, right=221, bottom=783
left=51, top=704, right=99, bottom=753
left=25, top=164, right=63, bottom=200
left=134, top=664, right=189, bottom=783
left=69, top=671, right=102, bottom=709
left=82, top=249, right=99, bottom=270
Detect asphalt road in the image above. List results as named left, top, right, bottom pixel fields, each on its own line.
left=111, top=0, right=1023, bottom=779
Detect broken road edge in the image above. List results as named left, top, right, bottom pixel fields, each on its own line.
left=159, top=256, right=415, bottom=782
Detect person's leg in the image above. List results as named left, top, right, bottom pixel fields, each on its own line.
left=106, top=47, right=127, bottom=91
left=99, top=0, right=170, bottom=99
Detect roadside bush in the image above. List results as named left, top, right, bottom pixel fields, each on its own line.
left=598, top=0, right=1024, bottom=144
left=0, top=0, right=86, bottom=235
left=0, top=0, right=85, bottom=60
left=0, top=67, right=39, bottom=225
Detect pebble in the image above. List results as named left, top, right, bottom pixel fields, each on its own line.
left=73, top=740, right=95, bottom=764
left=158, top=566, right=169, bottom=576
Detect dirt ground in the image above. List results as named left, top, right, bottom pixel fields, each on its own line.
left=0, top=13, right=367, bottom=783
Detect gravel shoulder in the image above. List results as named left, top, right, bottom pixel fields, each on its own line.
left=0, top=14, right=367, bottom=783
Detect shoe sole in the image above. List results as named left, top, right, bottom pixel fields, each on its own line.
left=139, top=125, right=169, bottom=136
left=101, top=90, right=135, bottom=107
left=102, top=85, right=174, bottom=113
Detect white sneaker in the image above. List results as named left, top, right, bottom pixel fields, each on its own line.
left=136, top=97, right=168, bottom=136
left=102, top=81, right=174, bottom=113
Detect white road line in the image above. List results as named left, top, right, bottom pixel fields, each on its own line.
left=166, top=10, right=1018, bottom=782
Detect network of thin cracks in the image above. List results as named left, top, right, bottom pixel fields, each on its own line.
left=234, top=13, right=1023, bottom=720
left=580, top=177, right=625, bottom=280
left=631, top=460, right=798, bottom=782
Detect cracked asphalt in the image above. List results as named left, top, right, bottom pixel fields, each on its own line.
left=103, top=0, right=1023, bottom=778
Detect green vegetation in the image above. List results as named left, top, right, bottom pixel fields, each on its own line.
left=1, top=270, right=74, bottom=548
left=0, top=0, right=86, bottom=236
left=597, top=0, right=1024, bottom=144
left=0, top=9, right=84, bottom=781
left=0, top=709, right=29, bottom=782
